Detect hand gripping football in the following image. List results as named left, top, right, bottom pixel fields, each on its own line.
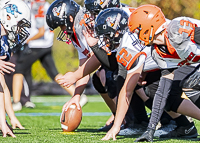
left=60, top=104, right=82, bottom=132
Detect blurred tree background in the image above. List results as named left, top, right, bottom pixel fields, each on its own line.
left=32, top=0, right=200, bottom=82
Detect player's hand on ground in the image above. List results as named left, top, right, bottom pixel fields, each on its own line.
left=10, top=117, right=25, bottom=129
left=62, top=95, right=81, bottom=111
left=0, top=56, right=15, bottom=75
left=82, top=30, right=99, bottom=47
left=101, top=126, right=120, bottom=141
left=56, top=72, right=77, bottom=88
left=1, top=123, right=16, bottom=138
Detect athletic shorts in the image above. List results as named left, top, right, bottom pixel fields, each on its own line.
left=15, top=44, right=58, bottom=80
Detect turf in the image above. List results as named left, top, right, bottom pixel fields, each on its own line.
left=2, top=95, right=200, bottom=142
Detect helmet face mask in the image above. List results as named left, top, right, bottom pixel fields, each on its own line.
left=84, top=0, right=121, bottom=37
left=46, top=0, right=80, bottom=44
left=8, top=18, right=31, bottom=52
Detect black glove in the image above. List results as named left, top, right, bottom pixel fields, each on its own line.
left=134, top=128, right=155, bottom=142
left=180, top=64, right=200, bottom=90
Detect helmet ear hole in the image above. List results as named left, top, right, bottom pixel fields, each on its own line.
left=144, top=30, right=149, bottom=35
left=7, top=15, right=11, bottom=20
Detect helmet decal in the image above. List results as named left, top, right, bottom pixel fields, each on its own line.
left=99, top=0, right=109, bottom=8
left=52, top=6, right=61, bottom=17
left=4, top=4, right=22, bottom=15
left=106, top=13, right=121, bottom=30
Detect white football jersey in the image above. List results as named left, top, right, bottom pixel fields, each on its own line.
left=28, top=1, right=54, bottom=48
left=152, top=17, right=200, bottom=69
left=116, top=32, right=159, bottom=74
left=73, top=7, right=92, bottom=60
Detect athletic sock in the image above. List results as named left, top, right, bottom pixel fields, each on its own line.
left=174, top=115, right=190, bottom=127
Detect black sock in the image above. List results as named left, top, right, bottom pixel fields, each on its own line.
left=174, top=115, right=190, bottom=127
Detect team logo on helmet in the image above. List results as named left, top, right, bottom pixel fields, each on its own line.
left=99, top=0, right=109, bottom=8
left=52, top=6, right=61, bottom=16
left=105, top=13, right=121, bottom=30
left=52, top=3, right=66, bottom=18
left=4, top=4, right=22, bottom=15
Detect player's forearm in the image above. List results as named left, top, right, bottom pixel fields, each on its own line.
left=27, top=27, right=45, bottom=43
left=113, top=88, right=132, bottom=128
left=74, top=75, right=90, bottom=96
left=113, top=66, right=143, bottom=128
left=73, top=55, right=101, bottom=79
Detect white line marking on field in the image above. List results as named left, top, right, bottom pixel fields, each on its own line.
left=29, top=96, right=104, bottom=103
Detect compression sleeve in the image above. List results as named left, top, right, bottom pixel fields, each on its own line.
left=90, top=44, right=118, bottom=71
left=148, top=77, right=173, bottom=130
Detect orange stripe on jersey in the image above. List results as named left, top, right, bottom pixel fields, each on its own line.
left=154, top=30, right=180, bottom=59
left=72, top=26, right=81, bottom=48
left=127, top=52, right=147, bottom=70
left=116, top=48, right=147, bottom=70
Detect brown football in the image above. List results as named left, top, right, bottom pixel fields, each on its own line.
left=60, top=104, right=82, bottom=132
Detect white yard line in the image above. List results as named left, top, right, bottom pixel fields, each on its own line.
left=30, top=95, right=105, bottom=103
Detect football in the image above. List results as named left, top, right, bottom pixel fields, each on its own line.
left=60, top=104, right=82, bottom=132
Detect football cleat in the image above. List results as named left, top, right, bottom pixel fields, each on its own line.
left=118, top=121, right=147, bottom=136
left=134, top=128, right=155, bottom=142
left=154, top=120, right=177, bottom=137
left=24, top=101, right=36, bottom=108
left=160, top=122, right=198, bottom=138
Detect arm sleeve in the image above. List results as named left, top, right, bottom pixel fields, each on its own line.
left=90, top=44, right=118, bottom=71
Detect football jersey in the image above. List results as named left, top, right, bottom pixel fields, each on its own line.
left=0, top=25, right=11, bottom=61
left=72, top=7, right=92, bottom=60
left=152, top=17, right=200, bottom=69
left=116, top=32, right=159, bottom=74
left=28, top=1, right=54, bottom=48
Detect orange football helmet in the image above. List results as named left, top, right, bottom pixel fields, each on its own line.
left=128, top=4, right=166, bottom=45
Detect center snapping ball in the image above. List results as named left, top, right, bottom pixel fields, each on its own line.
left=60, top=104, right=82, bottom=132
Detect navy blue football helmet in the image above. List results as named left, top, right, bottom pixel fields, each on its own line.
left=94, top=8, right=129, bottom=54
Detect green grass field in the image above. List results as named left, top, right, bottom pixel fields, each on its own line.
left=2, top=95, right=200, bottom=142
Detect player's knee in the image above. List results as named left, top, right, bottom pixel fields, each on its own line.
left=92, top=72, right=107, bottom=94
left=165, top=96, right=184, bottom=112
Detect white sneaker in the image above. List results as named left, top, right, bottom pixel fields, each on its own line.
left=79, top=94, right=88, bottom=107
left=12, top=102, right=22, bottom=111
left=24, top=101, right=36, bottom=108
left=154, top=120, right=177, bottom=137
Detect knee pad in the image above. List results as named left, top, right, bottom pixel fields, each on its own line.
left=92, top=72, right=106, bottom=94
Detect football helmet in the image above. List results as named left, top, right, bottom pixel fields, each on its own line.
left=84, top=0, right=121, bottom=36
left=0, top=0, right=31, bottom=51
left=94, top=8, right=129, bottom=55
left=46, top=0, right=80, bottom=43
left=128, top=5, right=166, bottom=46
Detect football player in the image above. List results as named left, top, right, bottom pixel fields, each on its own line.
left=59, top=6, right=200, bottom=141
left=0, top=0, right=31, bottom=137
left=83, top=0, right=140, bottom=132
left=126, top=5, right=200, bottom=142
